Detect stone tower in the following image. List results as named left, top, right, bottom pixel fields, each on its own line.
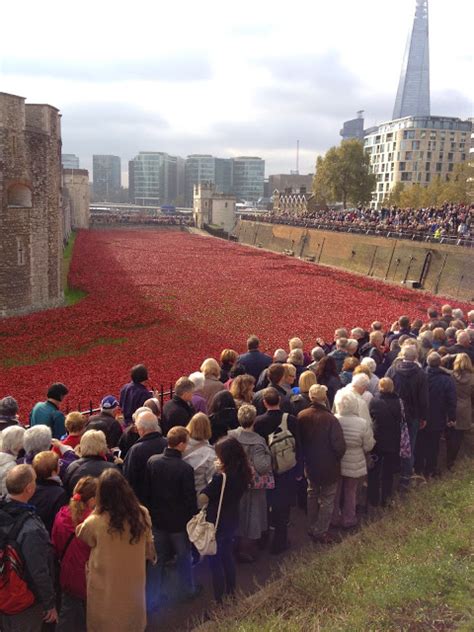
left=0, top=92, right=63, bottom=317
left=393, top=0, right=430, bottom=120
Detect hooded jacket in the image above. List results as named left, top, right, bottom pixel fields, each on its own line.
left=425, top=366, right=457, bottom=431
left=385, top=360, right=429, bottom=422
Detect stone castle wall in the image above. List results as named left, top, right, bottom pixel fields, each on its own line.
left=63, top=168, right=90, bottom=230
left=0, top=92, right=63, bottom=317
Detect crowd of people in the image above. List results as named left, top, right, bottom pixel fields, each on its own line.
left=0, top=303, right=473, bottom=631
left=245, top=203, right=473, bottom=242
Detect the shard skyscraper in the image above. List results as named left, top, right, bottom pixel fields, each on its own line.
left=393, top=0, right=430, bottom=120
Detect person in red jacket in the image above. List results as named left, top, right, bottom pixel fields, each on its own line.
left=51, top=476, right=97, bottom=631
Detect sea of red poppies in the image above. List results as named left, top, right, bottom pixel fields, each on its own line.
left=1, top=229, right=472, bottom=417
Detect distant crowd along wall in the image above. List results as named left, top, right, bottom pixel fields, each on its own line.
left=236, top=220, right=474, bottom=303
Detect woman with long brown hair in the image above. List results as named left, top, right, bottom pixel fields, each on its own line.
left=76, top=469, right=156, bottom=632
left=52, top=476, right=97, bottom=632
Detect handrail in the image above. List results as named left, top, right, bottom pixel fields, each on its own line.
left=239, top=216, right=474, bottom=247
left=69, top=386, right=174, bottom=417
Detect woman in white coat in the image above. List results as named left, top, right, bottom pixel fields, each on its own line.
left=332, top=390, right=375, bottom=528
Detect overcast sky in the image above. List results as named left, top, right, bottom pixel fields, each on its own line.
left=1, top=0, right=472, bottom=181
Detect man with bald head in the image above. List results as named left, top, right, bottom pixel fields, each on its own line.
left=123, top=410, right=167, bottom=503
left=0, top=465, right=57, bottom=630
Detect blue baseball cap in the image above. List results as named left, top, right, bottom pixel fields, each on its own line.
left=101, top=395, right=119, bottom=410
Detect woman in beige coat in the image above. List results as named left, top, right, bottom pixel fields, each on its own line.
left=447, top=353, right=474, bottom=468
left=76, top=469, right=156, bottom=632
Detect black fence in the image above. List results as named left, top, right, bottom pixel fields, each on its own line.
left=241, top=215, right=474, bottom=248
left=69, top=384, right=175, bottom=418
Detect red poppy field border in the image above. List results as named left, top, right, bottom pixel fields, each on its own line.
left=0, top=229, right=471, bottom=415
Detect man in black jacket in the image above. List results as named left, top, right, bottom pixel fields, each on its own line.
left=123, top=410, right=166, bottom=503
left=385, top=345, right=429, bottom=488
left=161, top=377, right=195, bottom=436
left=87, top=395, right=123, bottom=448
left=0, top=465, right=57, bottom=630
left=254, top=388, right=302, bottom=554
left=237, top=335, right=272, bottom=381
left=253, top=364, right=293, bottom=415
left=145, top=426, right=198, bottom=607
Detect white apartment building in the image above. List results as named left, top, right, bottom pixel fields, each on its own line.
left=365, top=115, right=471, bottom=208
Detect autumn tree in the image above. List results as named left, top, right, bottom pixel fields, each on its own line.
left=312, top=139, right=376, bottom=208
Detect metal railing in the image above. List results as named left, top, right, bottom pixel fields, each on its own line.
left=69, top=384, right=175, bottom=417
left=240, top=215, right=474, bottom=248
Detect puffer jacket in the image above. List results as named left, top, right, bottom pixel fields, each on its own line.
left=336, top=413, right=375, bottom=478
left=182, top=438, right=216, bottom=495
left=0, top=452, right=17, bottom=495
left=452, top=370, right=474, bottom=430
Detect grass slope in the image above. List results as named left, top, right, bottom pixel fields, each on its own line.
left=205, top=464, right=474, bottom=632
left=63, top=232, right=87, bottom=306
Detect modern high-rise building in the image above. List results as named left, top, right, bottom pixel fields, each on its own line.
left=231, top=157, right=265, bottom=201
left=215, top=158, right=233, bottom=195
left=340, top=112, right=365, bottom=142
left=128, top=152, right=178, bottom=206
left=184, top=155, right=216, bottom=206
left=92, top=155, right=121, bottom=202
left=393, top=0, right=430, bottom=120
left=62, top=154, right=80, bottom=169
left=365, top=115, right=471, bottom=207
left=268, top=173, right=313, bottom=195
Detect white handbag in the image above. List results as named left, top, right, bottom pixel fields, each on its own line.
left=186, top=473, right=227, bottom=556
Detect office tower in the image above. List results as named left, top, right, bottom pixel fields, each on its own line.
left=214, top=158, right=233, bottom=194
left=184, top=155, right=215, bottom=206
left=340, top=111, right=365, bottom=142
left=231, top=157, right=265, bottom=201
left=393, top=0, right=430, bottom=120
left=62, top=154, right=80, bottom=169
left=92, top=155, right=121, bottom=202
left=129, top=152, right=177, bottom=206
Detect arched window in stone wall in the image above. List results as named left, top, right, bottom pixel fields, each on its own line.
left=7, top=184, right=32, bottom=208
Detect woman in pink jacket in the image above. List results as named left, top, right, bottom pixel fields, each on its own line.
left=52, top=476, right=97, bottom=632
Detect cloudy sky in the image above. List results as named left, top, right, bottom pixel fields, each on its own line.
left=1, top=0, right=472, bottom=181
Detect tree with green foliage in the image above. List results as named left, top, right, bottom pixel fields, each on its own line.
left=312, top=139, right=376, bottom=208
left=383, top=162, right=472, bottom=208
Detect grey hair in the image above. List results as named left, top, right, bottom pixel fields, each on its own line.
left=188, top=371, right=205, bottom=392
left=309, top=384, right=328, bottom=403
left=237, top=404, right=257, bottom=428
left=273, top=348, right=288, bottom=363
left=427, top=352, right=442, bottom=367
left=456, top=331, right=470, bottom=345
left=23, top=425, right=52, bottom=455
left=401, top=345, right=418, bottom=362
left=132, top=406, right=150, bottom=423
left=175, top=377, right=195, bottom=398
left=361, top=357, right=376, bottom=373
left=351, top=373, right=370, bottom=390
left=288, top=349, right=304, bottom=366
left=334, top=390, right=359, bottom=416
left=452, top=308, right=464, bottom=320
left=0, top=396, right=19, bottom=417
left=346, top=339, right=359, bottom=353
left=351, top=328, right=365, bottom=339
left=1, top=426, right=26, bottom=456
left=135, top=410, right=160, bottom=433
left=468, top=310, right=474, bottom=323
left=311, top=346, right=325, bottom=361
